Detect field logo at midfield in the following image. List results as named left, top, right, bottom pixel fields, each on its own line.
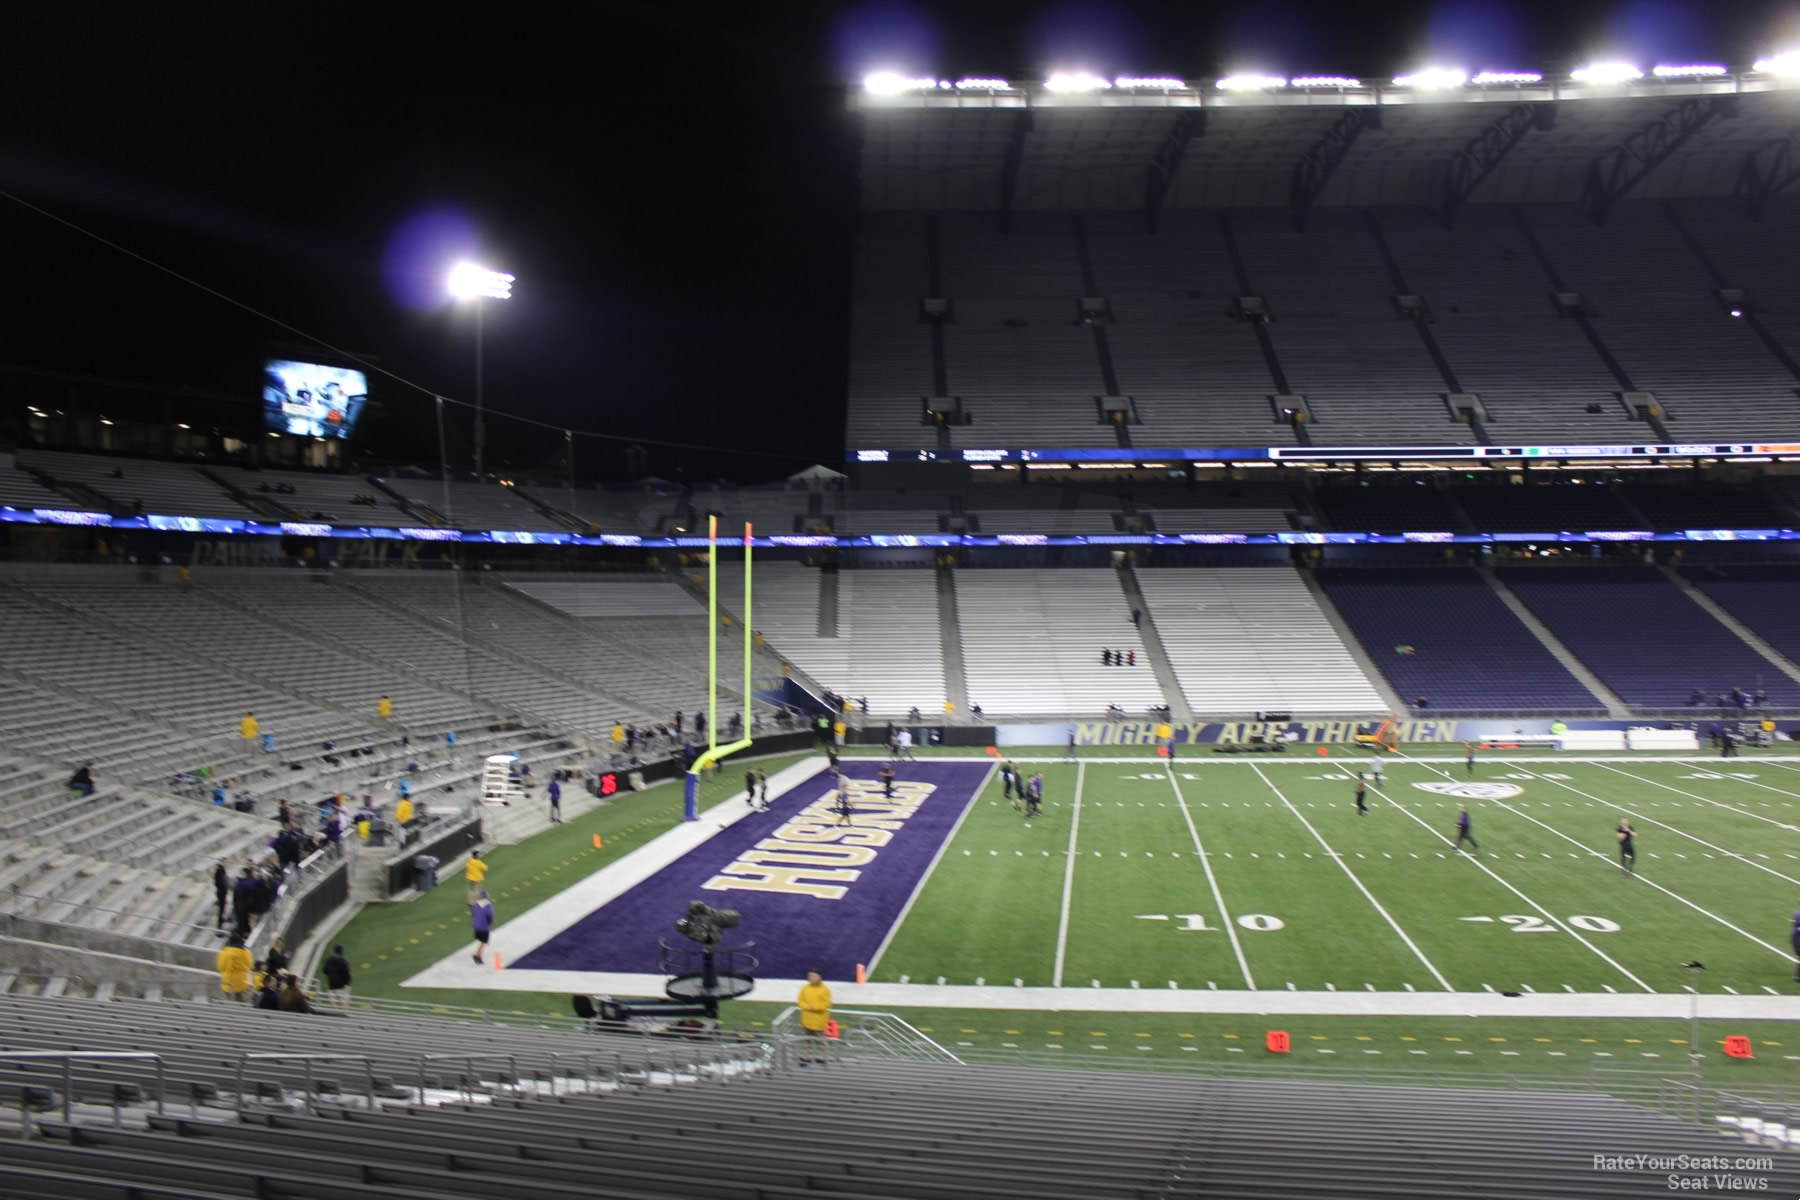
left=1413, top=781, right=1523, bottom=800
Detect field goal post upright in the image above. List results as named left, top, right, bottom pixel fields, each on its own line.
left=684, top=515, right=754, bottom=821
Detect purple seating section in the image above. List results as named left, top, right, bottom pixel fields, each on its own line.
left=1496, top=566, right=1800, bottom=708
left=1317, top=568, right=1604, bottom=712
left=1680, top=566, right=1800, bottom=675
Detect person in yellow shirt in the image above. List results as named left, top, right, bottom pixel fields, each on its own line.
left=240, top=713, right=259, bottom=741
left=217, top=936, right=253, bottom=1002
left=395, top=796, right=414, bottom=825
left=466, top=850, right=488, bottom=903
left=611, top=722, right=625, bottom=746
left=944, top=698, right=955, bottom=716
left=797, top=969, right=832, bottom=1064
left=378, top=695, right=392, bottom=722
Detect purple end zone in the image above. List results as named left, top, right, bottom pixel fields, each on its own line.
left=514, top=760, right=990, bottom=981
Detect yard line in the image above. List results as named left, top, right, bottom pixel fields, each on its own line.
left=1499, top=763, right=1800, bottom=888
left=1591, top=761, right=1800, bottom=827
left=1167, top=761, right=1255, bottom=990
left=1369, top=773, right=1654, bottom=994
left=1412, top=761, right=1795, bottom=966
left=1247, top=763, right=1452, bottom=992
left=1051, top=762, right=1085, bottom=988
left=866, top=762, right=997, bottom=977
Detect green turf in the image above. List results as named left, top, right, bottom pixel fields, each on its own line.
left=335, top=745, right=1800, bottom=1083
left=325, top=751, right=813, bottom=1009
left=874, top=753, right=1800, bottom=997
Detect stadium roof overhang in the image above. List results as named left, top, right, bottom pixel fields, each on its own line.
left=854, top=74, right=1800, bottom=219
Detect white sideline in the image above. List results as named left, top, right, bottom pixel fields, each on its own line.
left=1049, top=762, right=1084, bottom=988
left=1167, top=763, right=1254, bottom=990
left=403, top=756, right=830, bottom=988
left=395, top=967, right=1800, bottom=1021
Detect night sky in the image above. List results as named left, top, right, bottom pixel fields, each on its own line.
left=1, top=1, right=1792, bottom=482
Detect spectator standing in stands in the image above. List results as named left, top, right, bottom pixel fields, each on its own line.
left=217, top=935, right=252, bottom=1002
left=378, top=695, right=392, bottom=722
left=264, top=936, right=289, bottom=979
left=324, top=945, right=353, bottom=1008
left=67, top=762, right=95, bottom=797
left=279, top=974, right=312, bottom=1014
left=1464, top=742, right=1477, bottom=777
left=212, top=859, right=231, bottom=929
left=1617, top=817, right=1635, bottom=877
left=231, top=865, right=259, bottom=936
left=797, top=970, right=832, bottom=1064
left=673, top=710, right=684, bottom=736
left=471, top=891, right=496, bottom=964
left=395, top=794, right=414, bottom=826
left=1127, top=650, right=1135, bottom=667
left=255, top=970, right=281, bottom=1010
left=1354, top=773, right=1368, bottom=817
left=1131, top=608, right=1142, bottom=627
left=240, top=712, right=259, bottom=742
left=1455, top=805, right=1480, bottom=853
left=612, top=721, right=625, bottom=749
left=1101, top=649, right=1112, bottom=666
left=696, top=711, right=707, bottom=740
left=466, top=849, right=488, bottom=903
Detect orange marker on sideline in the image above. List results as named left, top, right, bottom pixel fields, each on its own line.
left=593, top=833, right=603, bottom=849
left=855, top=963, right=866, bottom=984
left=493, top=953, right=503, bottom=972
left=1266, top=1031, right=1291, bottom=1054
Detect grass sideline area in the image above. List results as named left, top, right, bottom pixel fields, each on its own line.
left=330, top=742, right=1800, bottom=1084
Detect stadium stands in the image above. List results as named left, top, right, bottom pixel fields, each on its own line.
left=2, top=453, right=83, bottom=509
left=0, top=993, right=1787, bottom=1200
left=18, top=450, right=248, bottom=519
left=1372, top=206, right=1639, bottom=441
left=1497, top=565, right=1800, bottom=708
left=1450, top=483, right=1644, bottom=532
left=217, top=466, right=413, bottom=527
left=1318, top=568, right=1610, bottom=713
left=1313, top=484, right=1468, bottom=533
left=716, top=562, right=945, bottom=716
left=957, top=568, right=1163, bottom=715
left=1680, top=565, right=1800, bottom=675
left=1521, top=203, right=1800, bottom=438
left=1137, top=567, right=1387, bottom=714
left=1232, top=208, right=1479, bottom=447
left=1082, top=211, right=1298, bottom=446
left=382, top=478, right=557, bottom=530
left=1621, top=484, right=1794, bottom=532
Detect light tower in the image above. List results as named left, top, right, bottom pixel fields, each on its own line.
left=446, top=260, right=514, bottom=480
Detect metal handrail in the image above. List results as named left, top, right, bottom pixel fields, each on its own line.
left=235, top=1053, right=375, bottom=1111
left=416, top=1052, right=521, bottom=1102
left=0, top=1050, right=164, bottom=1128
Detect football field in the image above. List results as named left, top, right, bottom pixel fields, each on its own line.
left=870, top=751, right=1800, bottom=999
